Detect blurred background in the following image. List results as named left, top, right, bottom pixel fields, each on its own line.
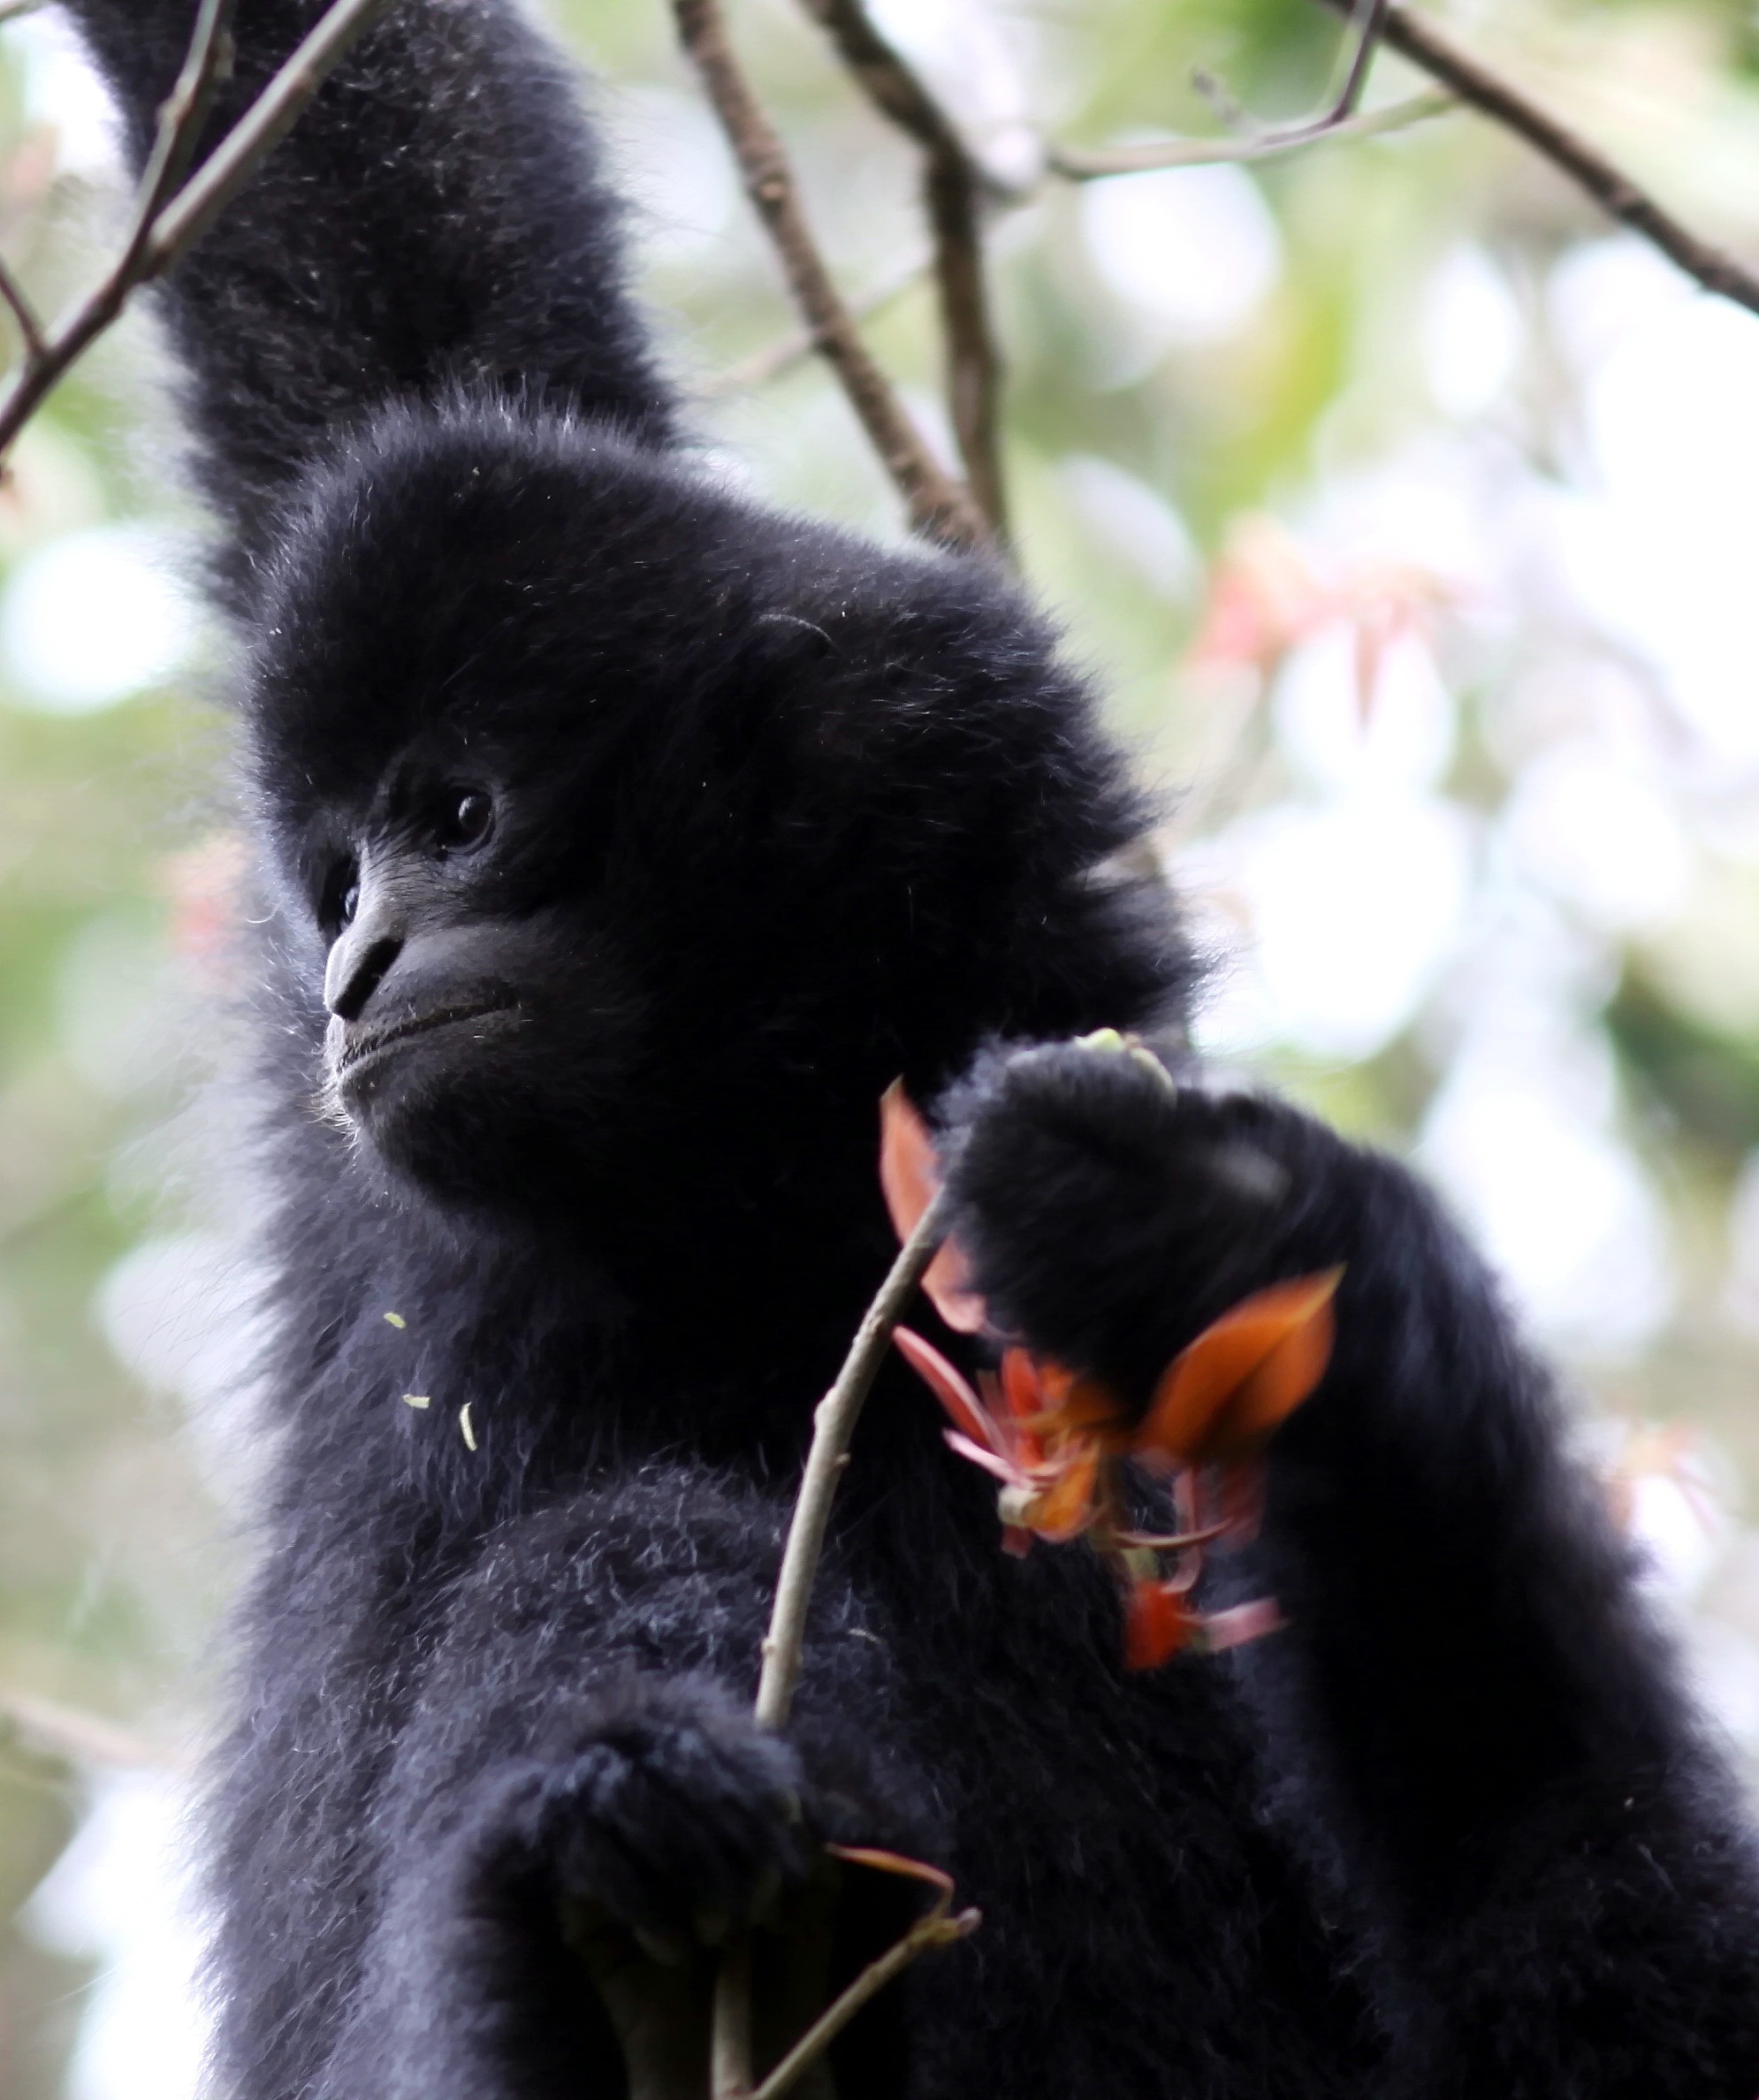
left=0, top=0, right=1756, bottom=2092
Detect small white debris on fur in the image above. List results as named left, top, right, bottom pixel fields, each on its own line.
left=384, top=1312, right=407, bottom=1328
left=459, top=1403, right=476, bottom=1450
left=402, top=1394, right=430, bottom=1410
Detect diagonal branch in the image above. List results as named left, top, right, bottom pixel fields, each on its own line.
left=671, top=0, right=989, bottom=552
left=0, top=254, right=45, bottom=362
left=1048, top=88, right=1452, bottom=178
left=1319, top=0, right=1759, bottom=317
left=0, top=0, right=396, bottom=459
left=794, top=0, right=1008, bottom=540
left=701, top=249, right=931, bottom=395
left=712, top=1191, right=953, bottom=2100
left=1, top=1688, right=177, bottom=1770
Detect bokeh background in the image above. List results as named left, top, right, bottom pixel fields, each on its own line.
left=0, top=0, right=1757, bottom=2092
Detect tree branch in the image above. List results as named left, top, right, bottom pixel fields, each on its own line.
left=755, top=1189, right=948, bottom=1731
left=746, top=1858, right=978, bottom=2100
left=795, top=0, right=1008, bottom=540
left=1048, top=88, right=1452, bottom=179
left=0, top=254, right=45, bottom=362
left=712, top=1191, right=951, bottom=2099
left=0, top=0, right=397, bottom=459
left=670, top=0, right=988, bottom=552
left=1321, top=0, right=1759, bottom=317
left=1, top=1689, right=176, bottom=1770
left=701, top=250, right=930, bottom=396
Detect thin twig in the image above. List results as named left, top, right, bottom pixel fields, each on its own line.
left=711, top=1191, right=951, bottom=2099
left=1314, top=0, right=1389, bottom=131
left=711, top=1935, right=756, bottom=2100
left=1048, top=88, right=1451, bottom=178
left=0, top=1690, right=176, bottom=1770
left=0, top=1, right=48, bottom=24
left=796, top=0, right=1008, bottom=539
left=1173, top=0, right=1386, bottom=154
left=700, top=250, right=930, bottom=395
left=671, top=0, right=988, bottom=552
left=115, top=0, right=236, bottom=284
left=0, top=254, right=44, bottom=361
left=143, top=0, right=391, bottom=265
left=754, top=1189, right=948, bottom=1730
left=1320, top=0, right=1759, bottom=317
left=0, top=0, right=396, bottom=457
left=746, top=1889, right=978, bottom=2100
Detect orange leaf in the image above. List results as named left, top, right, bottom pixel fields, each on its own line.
left=825, top=1844, right=956, bottom=1906
left=878, top=1081, right=987, bottom=1334
left=1019, top=1445, right=1100, bottom=1543
left=1123, top=1579, right=1199, bottom=1670
left=1136, top=1270, right=1342, bottom=1468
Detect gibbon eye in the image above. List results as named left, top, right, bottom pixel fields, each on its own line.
left=438, top=789, right=493, bottom=852
left=340, top=881, right=360, bottom=925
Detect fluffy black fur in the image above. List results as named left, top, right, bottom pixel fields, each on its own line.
left=62, top=4, right=1759, bottom=2096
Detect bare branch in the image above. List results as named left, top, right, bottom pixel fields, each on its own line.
left=711, top=1191, right=951, bottom=2098
left=746, top=1876, right=978, bottom=2100
left=115, top=0, right=236, bottom=284
left=143, top=0, right=391, bottom=266
left=1, top=1689, right=177, bottom=1771
left=1049, top=88, right=1451, bottom=179
left=701, top=250, right=930, bottom=396
left=0, top=1, right=48, bottom=24
left=755, top=1189, right=948, bottom=1731
left=0, top=0, right=396, bottom=458
left=1319, top=0, right=1389, bottom=129
left=0, top=254, right=44, bottom=362
left=670, top=0, right=988, bottom=551
left=1322, top=0, right=1759, bottom=318
left=795, top=0, right=1008, bottom=538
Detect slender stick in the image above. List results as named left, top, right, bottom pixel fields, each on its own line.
left=122, top=0, right=237, bottom=267
left=1, top=1689, right=175, bottom=1770
left=755, top=1189, right=948, bottom=1731
left=796, top=0, right=1007, bottom=540
left=746, top=1898, right=978, bottom=2100
left=670, top=0, right=988, bottom=552
left=0, top=0, right=396, bottom=456
left=0, top=255, right=44, bottom=361
left=1048, top=88, right=1451, bottom=178
left=711, top=1191, right=950, bottom=2098
left=1315, top=0, right=1389, bottom=131
left=710, top=1935, right=756, bottom=2100
left=701, top=251, right=930, bottom=395
left=1320, top=0, right=1759, bottom=317
left=143, top=0, right=392, bottom=265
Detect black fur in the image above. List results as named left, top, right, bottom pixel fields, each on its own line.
left=60, top=4, right=1759, bottom=2096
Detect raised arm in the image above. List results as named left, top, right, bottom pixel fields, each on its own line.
left=937, top=1041, right=1759, bottom=2099
left=61, top=0, right=674, bottom=571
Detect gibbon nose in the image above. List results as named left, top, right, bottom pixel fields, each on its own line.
left=324, top=893, right=405, bottom=1021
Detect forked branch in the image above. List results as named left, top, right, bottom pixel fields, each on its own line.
left=795, top=0, right=1008, bottom=540
left=0, top=0, right=397, bottom=458
left=672, top=0, right=990, bottom=552
left=712, top=1191, right=956, bottom=2100
left=1321, top=0, right=1759, bottom=316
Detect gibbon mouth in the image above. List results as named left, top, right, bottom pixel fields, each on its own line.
left=333, top=997, right=522, bottom=1078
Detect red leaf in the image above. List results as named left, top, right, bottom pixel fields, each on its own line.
left=893, top=1326, right=994, bottom=1450
left=878, top=1082, right=987, bottom=1333
left=1123, top=1579, right=1199, bottom=1670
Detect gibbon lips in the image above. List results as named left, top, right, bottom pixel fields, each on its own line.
left=331, top=996, right=522, bottom=1079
